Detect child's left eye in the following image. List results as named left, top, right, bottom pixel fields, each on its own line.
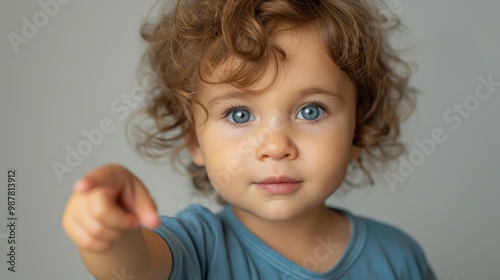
left=296, top=104, right=327, bottom=121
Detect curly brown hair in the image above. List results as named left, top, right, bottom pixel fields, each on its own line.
left=126, top=0, right=416, bottom=201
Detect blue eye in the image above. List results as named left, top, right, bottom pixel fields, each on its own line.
left=297, top=104, right=326, bottom=121
left=226, top=108, right=255, bottom=124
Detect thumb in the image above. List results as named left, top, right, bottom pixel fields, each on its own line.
left=129, top=178, right=161, bottom=229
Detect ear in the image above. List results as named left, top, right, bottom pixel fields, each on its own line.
left=185, top=127, right=205, bottom=166
left=350, top=145, right=361, bottom=161
left=188, top=141, right=205, bottom=166
left=182, top=102, right=207, bottom=166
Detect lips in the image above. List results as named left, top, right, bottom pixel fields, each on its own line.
left=256, top=176, right=301, bottom=184
left=254, top=176, right=302, bottom=195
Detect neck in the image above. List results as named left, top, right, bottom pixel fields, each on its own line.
left=230, top=203, right=350, bottom=272
left=232, top=204, right=339, bottom=248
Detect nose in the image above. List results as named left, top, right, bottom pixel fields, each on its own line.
left=255, top=127, right=298, bottom=161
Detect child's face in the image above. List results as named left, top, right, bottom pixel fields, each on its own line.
left=189, top=28, right=360, bottom=221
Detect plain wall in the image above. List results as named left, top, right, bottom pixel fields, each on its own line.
left=1, top=0, right=499, bottom=279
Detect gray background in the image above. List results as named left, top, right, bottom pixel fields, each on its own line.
left=1, top=0, right=499, bottom=279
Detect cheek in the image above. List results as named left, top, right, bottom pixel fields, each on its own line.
left=197, top=128, right=247, bottom=189
left=299, top=123, right=353, bottom=173
left=200, top=129, right=242, bottom=157
left=302, top=140, right=351, bottom=192
left=302, top=137, right=351, bottom=166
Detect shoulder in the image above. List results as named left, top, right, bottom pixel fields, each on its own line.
left=335, top=208, right=437, bottom=279
left=334, top=207, right=422, bottom=249
left=154, top=204, right=224, bottom=240
left=355, top=213, right=425, bottom=256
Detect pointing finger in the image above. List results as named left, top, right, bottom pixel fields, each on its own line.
left=73, top=164, right=139, bottom=193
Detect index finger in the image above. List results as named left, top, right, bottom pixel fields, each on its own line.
left=73, top=164, right=143, bottom=193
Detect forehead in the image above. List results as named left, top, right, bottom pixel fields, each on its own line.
left=197, top=27, right=355, bottom=100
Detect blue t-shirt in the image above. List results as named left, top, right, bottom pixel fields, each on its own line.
left=153, top=204, right=436, bottom=280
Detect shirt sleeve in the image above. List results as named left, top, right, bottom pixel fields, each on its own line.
left=151, top=205, right=223, bottom=280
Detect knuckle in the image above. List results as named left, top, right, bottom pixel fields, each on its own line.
left=88, top=224, right=107, bottom=238
left=92, top=202, right=107, bottom=218
left=88, top=191, right=109, bottom=218
left=80, top=236, right=96, bottom=250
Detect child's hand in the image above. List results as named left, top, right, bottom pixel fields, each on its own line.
left=62, top=164, right=160, bottom=252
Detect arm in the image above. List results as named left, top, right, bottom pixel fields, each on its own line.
left=80, top=227, right=172, bottom=280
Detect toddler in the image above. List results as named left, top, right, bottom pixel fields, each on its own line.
left=63, top=0, right=436, bottom=279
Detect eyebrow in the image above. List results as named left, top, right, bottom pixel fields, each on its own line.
left=207, top=90, right=248, bottom=107
left=299, top=86, right=344, bottom=99
left=207, top=86, right=343, bottom=106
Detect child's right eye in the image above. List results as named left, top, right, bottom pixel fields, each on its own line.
left=224, top=106, right=255, bottom=124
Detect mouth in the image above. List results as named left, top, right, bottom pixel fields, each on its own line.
left=254, top=176, right=302, bottom=195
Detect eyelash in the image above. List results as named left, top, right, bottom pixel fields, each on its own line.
left=222, top=105, right=250, bottom=118
left=304, top=100, right=329, bottom=115
left=222, top=105, right=252, bottom=127
left=221, top=101, right=330, bottom=125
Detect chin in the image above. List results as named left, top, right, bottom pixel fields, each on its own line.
left=254, top=201, right=308, bottom=221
